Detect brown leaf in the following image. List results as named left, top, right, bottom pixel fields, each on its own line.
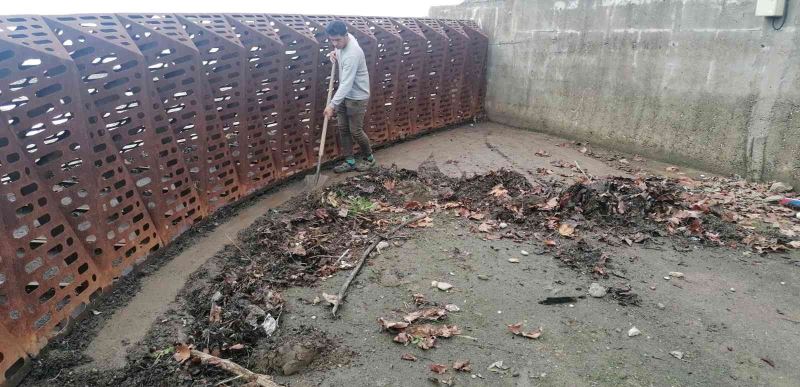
left=378, top=318, right=410, bottom=331
left=173, top=343, right=192, bottom=363
left=401, top=353, right=417, bottom=361
left=453, top=360, right=472, bottom=372
left=209, top=304, right=222, bottom=323
left=412, top=293, right=427, bottom=305
left=536, top=168, right=554, bottom=175
left=468, top=212, right=486, bottom=220
left=789, top=241, right=800, bottom=249
left=315, top=208, right=330, bottom=219
left=383, top=179, right=396, bottom=191
left=228, top=344, right=244, bottom=350
left=535, top=150, right=551, bottom=157
left=545, top=239, right=557, bottom=247
left=408, top=217, right=433, bottom=228
left=507, top=322, right=523, bottom=335
left=478, top=222, right=493, bottom=233
left=558, top=223, right=576, bottom=237
left=489, top=184, right=509, bottom=198
left=666, top=166, right=680, bottom=172
left=288, top=243, right=307, bottom=256
left=403, top=308, right=447, bottom=323
left=417, top=335, right=436, bottom=349
left=408, top=324, right=462, bottom=338
left=522, top=327, right=543, bottom=339
left=404, top=200, right=422, bottom=210
left=429, top=364, right=448, bottom=374
left=393, top=332, right=411, bottom=344
left=540, top=197, right=559, bottom=211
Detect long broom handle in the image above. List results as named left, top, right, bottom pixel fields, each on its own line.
left=315, top=57, right=337, bottom=182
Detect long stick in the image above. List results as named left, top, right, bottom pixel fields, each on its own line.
left=332, top=213, right=428, bottom=317
left=574, top=160, right=591, bottom=182
left=190, top=349, right=282, bottom=387
left=313, top=60, right=338, bottom=185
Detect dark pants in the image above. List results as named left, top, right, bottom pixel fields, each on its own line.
left=336, top=98, right=372, bottom=159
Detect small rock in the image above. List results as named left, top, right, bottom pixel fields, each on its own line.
left=445, top=304, right=461, bottom=312
left=670, top=351, right=684, bottom=360
left=431, top=281, right=453, bottom=291
left=588, top=283, right=607, bottom=298
left=628, top=327, right=641, bottom=337
left=769, top=182, right=793, bottom=193
left=520, top=250, right=530, bottom=256
left=729, top=288, right=735, bottom=292
left=508, top=258, right=520, bottom=263
left=668, top=271, right=684, bottom=279
left=765, top=195, right=784, bottom=203
left=663, top=276, right=670, bottom=280
left=477, top=274, right=489, bottom=280
left=657, top=303, right=666, bottom=310
left=499, top=222, right=508, bottom=229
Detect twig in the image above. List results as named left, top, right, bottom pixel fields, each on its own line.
left=332, top=213, right=428, bottom=317
left=216, top=374, right=244, bottom=386
left=190, top=349, right=281, bottom=387
left=333, top=249, right=351, bottom=266
left=779, top=317, right=800, bottom=324
left=226, top=233, right=254, bottom=261
left=574, top=160, right=591, bottom=182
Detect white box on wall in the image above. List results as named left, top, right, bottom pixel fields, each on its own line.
left=755, top=0, right=786, bottom=17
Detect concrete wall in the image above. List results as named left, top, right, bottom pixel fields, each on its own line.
left=432, top=0, right=800, bottom=187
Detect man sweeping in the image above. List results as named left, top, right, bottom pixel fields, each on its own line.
left=323, top=20, right=375, bottom=173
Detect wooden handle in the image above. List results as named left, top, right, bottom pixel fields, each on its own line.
left=317, top=59, right=337, bottom=161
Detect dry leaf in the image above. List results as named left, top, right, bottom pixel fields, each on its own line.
left=558, top=223, right=576, bottom=237
left=453, top=360, right=472, bottom=372
left=408, top=324, right=462, bottom=338
left=666, top=166, right=680, bottom=172
left=521, top=327, right=543, bottom=339
left=404, top=200, right=422, bottom=210
left=209, top=304, right=222, bottom=323
left=412, top=293, right=427, bottom=305
left=545, top=239, right=557, bottom=247
left=489, top=184, right=509, bottom=198
left=508, top=323, right=543, bottom=339
left=417, top=335, right=437, bottom=349
left=288, top=243, right=307, bottom=256
left=394, top=332, right=411, bottom=344
left=173, top=343, right=192, bottom=363
left=540, top=197, right=559, bottom=211
left=478, top=222, right=493, bottom=232
left=468, top=212, right=486, bottom=220
left=228, top=344, right=244, bottom=350
left=429, top=364, right=448, bottom=374
left=403, top=308, right=447, bottom=323
left=579, top=147, right=588, bottom=154
left=409, top=216, right=433, bottom=228
left=401, top=353, right=417, bottom=361
left=378, top=318, right=410, bottom=330
left=322, top=292, right=339, bottom=306
left=535, top=150, right=551, bottom=157
left=789, top=241, right=800, bottom=249
left=383, top=179, right=396, bottom=191
left=507, top=322, right=523, bottom=335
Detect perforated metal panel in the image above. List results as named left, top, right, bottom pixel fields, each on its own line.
left=392, top=18, right=429, bottom=136
left=0, top=105, right=104, bottom=355
left=364, top=17, right=402, bottom=142
left=120, top=14, right=242, bottom=213
left=226, top=14, right=283, bottom=193
left=44, top=15, right=203, bottom=242
left=266, top=14, right=318, bottom=176
left=438, top=19, right=470, bottom=124
left=0, top=14, right=486, bottom=383
left=415, top=18, right=450, bottom=130
left=459, top=20, right=488, bottom=118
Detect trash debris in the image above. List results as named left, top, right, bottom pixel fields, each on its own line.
left=520, top=250, right=530, bottom=256
left=444, top=304, right=461, bottom=312
left=779, top=197, right=800, bottom=209
left=588, top=283, right=607, bottom=298
left=261, top=314, right=277, bottom=336
left=488, top=360, right=509, bottom=373
left=628, top=327, right=641, bottom=337
left=432, top=281, right=454, bottom=291
left=539, top=296, right=580, bottom=305
left=670, top=350, right=684, bottom=360
left=508, top=258, right=520, bottom=263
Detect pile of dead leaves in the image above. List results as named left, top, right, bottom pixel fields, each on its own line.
left=378, top=305, right=461, bottom=350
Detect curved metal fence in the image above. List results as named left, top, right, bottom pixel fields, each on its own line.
left=0, top=14, right=486, bottom=385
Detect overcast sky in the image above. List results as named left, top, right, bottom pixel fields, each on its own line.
left=2, top=0, right=462, bottom=17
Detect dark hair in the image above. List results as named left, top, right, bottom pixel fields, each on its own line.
left=325, top=20, right=347, bottom=37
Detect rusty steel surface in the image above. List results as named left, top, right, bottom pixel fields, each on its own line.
left=0, top=14, right=486, bottom=384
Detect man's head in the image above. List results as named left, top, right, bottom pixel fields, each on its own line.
left=325, top=20, right=349, bottom=49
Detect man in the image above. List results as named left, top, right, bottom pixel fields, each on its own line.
left=323, top=20, right=375, bottom=173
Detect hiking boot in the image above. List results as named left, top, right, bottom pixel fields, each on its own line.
left=333, top=160, right=356, bottom=173
left=355, top=158, right=376, bottom=172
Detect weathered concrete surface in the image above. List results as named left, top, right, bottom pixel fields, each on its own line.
left=432, top=0, right=799, bottom=188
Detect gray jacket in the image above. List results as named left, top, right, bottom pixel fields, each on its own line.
left=329, top=33, right=370, bottom=109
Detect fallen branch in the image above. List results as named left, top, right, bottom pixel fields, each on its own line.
left=332, top=213, right=428, bottom=317
left=190, top=349, right=281, bottom=387
left=226, top=233, right=254, bottom=262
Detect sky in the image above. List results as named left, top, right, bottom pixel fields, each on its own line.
left=2, top=0, right=463, bottom=17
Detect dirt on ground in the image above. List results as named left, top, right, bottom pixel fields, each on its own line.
left=20, top=151, right=800, bottom=386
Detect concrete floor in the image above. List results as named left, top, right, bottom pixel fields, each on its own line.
left=79, top=122, right=799, bottom=386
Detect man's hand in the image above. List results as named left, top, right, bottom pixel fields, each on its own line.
left=324, top=105, right=335, bottom=119
left=328, top=51, right=337, bottom=63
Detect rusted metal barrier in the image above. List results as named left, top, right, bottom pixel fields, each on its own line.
left=0, top=14, right=486, bottom=385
